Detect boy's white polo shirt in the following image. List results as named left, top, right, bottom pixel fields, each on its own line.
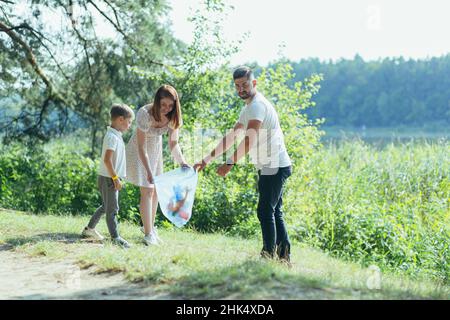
left=98, top=126, right=126, bottom=178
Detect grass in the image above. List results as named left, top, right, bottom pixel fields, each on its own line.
left=0, top=208, right=448, bottom=299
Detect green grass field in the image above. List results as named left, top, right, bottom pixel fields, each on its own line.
left=0, top=208, right=448, bottom=299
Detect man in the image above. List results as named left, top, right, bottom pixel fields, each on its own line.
left=194, top=66, right=293, bottom=263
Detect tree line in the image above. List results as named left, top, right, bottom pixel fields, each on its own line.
left=280, top=55, right=450, bottom=128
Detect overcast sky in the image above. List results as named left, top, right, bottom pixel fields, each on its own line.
left=168, top=0, right=450, bottom=65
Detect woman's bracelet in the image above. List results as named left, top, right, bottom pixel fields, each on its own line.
left=112, top=175, right=119, bottom=181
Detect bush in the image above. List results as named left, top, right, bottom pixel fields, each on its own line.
left=0, top=142, right=98, bottom=215
left=286, top=139, right=450, bottom=283
left=190, top=164, right=259, bottom=236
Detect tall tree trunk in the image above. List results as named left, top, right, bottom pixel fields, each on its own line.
left=90, top=124, right=98, bottom=160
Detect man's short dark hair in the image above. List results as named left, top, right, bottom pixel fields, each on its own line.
left=110, top=103, right=134, bottom=120
left=233, top=66, right=254, bottom=81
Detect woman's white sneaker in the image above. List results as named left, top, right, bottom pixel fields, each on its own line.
left=152, top=228, right=163, bottom=244
left=81, top=227, right=104, bottom=241
left=143, top=233, right=159, bottom=246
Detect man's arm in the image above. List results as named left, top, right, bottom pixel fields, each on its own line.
left=202, top=122, right=245, bottom=165
left=216, top=119, right=261, bottom=177
left=228, top=119, right=262, bottom=164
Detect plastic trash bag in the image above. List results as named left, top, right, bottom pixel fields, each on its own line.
left=153, top=167, right=198, bottom=228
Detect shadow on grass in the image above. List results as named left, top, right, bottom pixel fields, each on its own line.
left=162, top=259, right=433, bottom=300
left=3, top=232, right=85, bottom=248
left=0, top=244, right=14, bottom=251
left=10, top=282, right=170, bottom=300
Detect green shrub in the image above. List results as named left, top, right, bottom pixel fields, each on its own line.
left=190, top=164, right=259, bottom=236
left=0, top=142, right=98, bottom=215
left=285, top=139, right=450, bottom=283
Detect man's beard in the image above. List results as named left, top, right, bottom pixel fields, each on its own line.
left=238, top=92, right=251, bottom=100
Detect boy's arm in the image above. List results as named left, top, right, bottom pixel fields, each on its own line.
left=103, top=149, right=122, bottom=190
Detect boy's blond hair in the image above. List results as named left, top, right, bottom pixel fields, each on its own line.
left=110, top=104, right=134, bottom=120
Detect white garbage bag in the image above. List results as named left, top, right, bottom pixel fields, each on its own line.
left=153, top=167, right=198, bottom=228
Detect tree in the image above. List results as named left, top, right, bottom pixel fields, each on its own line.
left=0, top=0, right=182, bottom=155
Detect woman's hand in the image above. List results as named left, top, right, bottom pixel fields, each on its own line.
left=181, top=163, right=192, bottom=171
left=146, top=172, right=154, bottom=184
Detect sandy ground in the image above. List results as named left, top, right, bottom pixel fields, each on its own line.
left=0, top=245, right=170, bottom=300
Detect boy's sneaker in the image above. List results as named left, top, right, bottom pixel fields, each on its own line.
left=113, top=236, right=131, bottom=249
left=81, top=227, right=104, bottom=241
left=143, top=233, right=159, bottom=246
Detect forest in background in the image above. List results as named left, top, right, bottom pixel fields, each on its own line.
left=285, top=55, right=450, bottom=128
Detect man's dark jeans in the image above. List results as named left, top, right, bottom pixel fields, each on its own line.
left=257, top=166, right=292, bottom=260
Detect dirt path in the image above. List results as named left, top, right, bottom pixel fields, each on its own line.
left=0, top=245, right=170, bottom=300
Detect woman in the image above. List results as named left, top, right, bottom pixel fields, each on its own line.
left=126, top=85, right=189, bottom=246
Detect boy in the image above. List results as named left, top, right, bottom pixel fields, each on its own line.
left=82, top=104, right=134, bottom=248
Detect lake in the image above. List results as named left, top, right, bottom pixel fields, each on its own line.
left=321, top=126, right=450, bottom=145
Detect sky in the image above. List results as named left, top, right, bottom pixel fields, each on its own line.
left=167, top=0, right=450, bottom=65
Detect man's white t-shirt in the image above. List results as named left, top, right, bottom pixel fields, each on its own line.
left=98, top=126, right=126, bottom=178
left=237, top=92, right=292, bottom=171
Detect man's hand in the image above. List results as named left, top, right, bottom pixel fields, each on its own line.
left=217, top=164, right=233, bottom=177
left=193, top=159, right=207, bottom=172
